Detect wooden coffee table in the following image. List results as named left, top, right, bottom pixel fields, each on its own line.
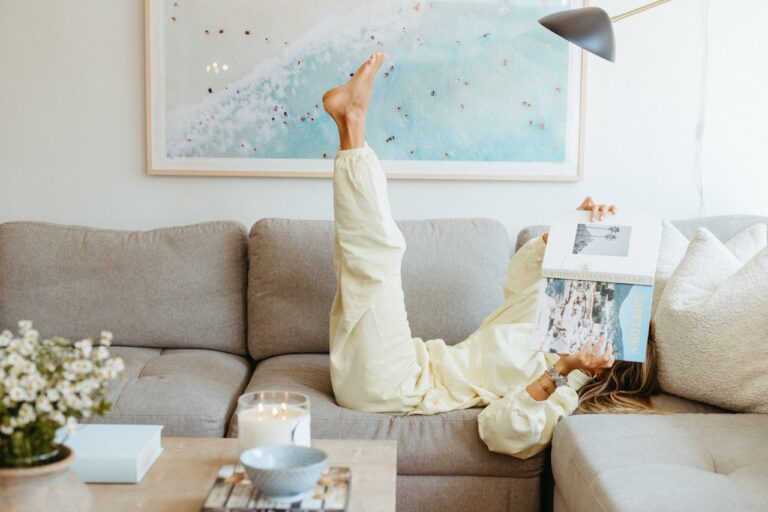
left=88, top=438, right=397, bottom=512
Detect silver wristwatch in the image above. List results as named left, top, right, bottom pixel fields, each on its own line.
left=545, top=367, right=568, bottom=388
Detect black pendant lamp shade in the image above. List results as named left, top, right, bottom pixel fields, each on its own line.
left=539, top=7, right=616, bottom=62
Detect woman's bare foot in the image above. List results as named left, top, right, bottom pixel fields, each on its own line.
left=323, top=52, right=388, bottom=150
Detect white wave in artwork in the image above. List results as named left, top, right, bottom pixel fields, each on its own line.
left=166, top=1, right=424, bottom=158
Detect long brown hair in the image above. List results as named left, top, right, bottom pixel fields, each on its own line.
left=577, top=333, right=661, bottom=414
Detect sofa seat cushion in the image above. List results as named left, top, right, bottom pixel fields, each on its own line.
left=552, top=414, right=768, bottom=512
left=229, top=354, right=544, bottom=478
left=89, top=346, right=251, bottom=437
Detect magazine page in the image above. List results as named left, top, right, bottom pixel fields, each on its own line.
left=529, top=277, right=652, bottom=363
left=541, top=211, right=662, bottom=285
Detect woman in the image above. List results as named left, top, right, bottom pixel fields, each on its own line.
left=323, top=53, right=659, bottom=460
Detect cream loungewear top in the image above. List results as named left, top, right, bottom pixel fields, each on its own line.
left=329, top=145, right=591, bottom=460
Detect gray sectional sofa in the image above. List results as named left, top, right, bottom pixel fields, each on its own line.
left=1, top=215, right=766, bottom=512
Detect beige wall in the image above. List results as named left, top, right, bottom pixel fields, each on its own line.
left=1, top=0, right=766, bottom=236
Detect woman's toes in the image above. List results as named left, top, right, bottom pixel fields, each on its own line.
left=372, top=52, right=388, bottom=68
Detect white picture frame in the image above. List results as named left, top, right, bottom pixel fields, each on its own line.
left=145, top=0, right=586, bottom=181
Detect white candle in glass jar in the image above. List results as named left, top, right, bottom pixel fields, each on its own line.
left=238, top=402, right=311, bottom=452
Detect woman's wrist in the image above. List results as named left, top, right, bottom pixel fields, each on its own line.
left=537, top=373, right=556, bottom=395
left=527, top=373, right=556, bottom=401
left=554, top=357, right=575, bottom=376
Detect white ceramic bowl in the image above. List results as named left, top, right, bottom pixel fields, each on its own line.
left=240, top=445, right=328, bottom=497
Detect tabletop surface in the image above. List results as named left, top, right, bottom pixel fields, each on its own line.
left=88, top=437, right=397, bottom=512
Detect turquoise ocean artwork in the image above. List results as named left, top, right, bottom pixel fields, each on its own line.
left=149, top=0, right=583, bottom=178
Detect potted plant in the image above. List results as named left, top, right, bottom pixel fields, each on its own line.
left=0, top=321, right=124, bottom=512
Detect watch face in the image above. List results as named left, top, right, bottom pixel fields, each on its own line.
left=548, top=369, right=567, bottom=387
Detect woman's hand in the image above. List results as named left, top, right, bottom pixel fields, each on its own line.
left=543, top=197, right=618, bottom=244
left=577, top=196, right=617, bottom=222
left=532, top=337, right=615, bottom=400
left=560, top=336, right=615, bottom=377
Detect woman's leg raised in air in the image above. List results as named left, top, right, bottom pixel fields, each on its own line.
left=324, top=53, right=431, bottom=413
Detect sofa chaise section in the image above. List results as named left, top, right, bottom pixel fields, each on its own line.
left=539, top=214, right=768, bottom=512
left=0, top=221, right=252, bottom=437
left=552, top=414, right=768, bottom=512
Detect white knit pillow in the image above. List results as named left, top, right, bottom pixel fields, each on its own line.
left=652, top=221, right=767, bottom=315
left=654, top=228, right=768, bottom=412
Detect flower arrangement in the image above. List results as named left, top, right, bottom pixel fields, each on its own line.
left=0, top=321, right=124, bottom=468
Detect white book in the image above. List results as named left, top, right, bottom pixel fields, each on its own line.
left=541, top=211, right=661, bottom=285
left=59, top=424, right=163, bottom=483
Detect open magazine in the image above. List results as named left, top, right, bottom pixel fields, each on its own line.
left=529, top=211, right=661, bottom=363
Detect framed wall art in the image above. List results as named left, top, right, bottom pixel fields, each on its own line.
left=145, top=0, right=586, bottom=180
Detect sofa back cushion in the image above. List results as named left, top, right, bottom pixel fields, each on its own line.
left=248, top=218, right=509, bottom=360
left=668, top=214, right=768, bottom=240
left=0, top=221, right=248, bottom=354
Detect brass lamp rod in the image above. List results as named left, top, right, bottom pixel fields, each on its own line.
left=611, top=0, right=673, bottom=23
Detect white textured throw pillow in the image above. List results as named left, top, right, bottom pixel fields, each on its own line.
left=654, top=228, right=768, bottom=412
left=652, top=221, right=767, bottom=315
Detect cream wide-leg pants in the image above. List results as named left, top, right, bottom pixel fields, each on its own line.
left=329, top=145, right=590, bottom=459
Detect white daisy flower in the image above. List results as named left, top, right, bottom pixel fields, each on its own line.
left=74, top=339, right=93, bottom=358
left=93, top=346, right=110, bottom=362
left=35, top=396, right=53, bottom=413
left=50, top=411, right=65, bottom=426
left=46, top=388, right=61, bottom=402
left=22, top=329, right=40, bottom=343
left=70, top=360, right=94, bottom=374
left=17, top=403, right=37, bottom=425
left=9, top=386, right=26, bottom=402
left=99, top=331, right=113, bottom=347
